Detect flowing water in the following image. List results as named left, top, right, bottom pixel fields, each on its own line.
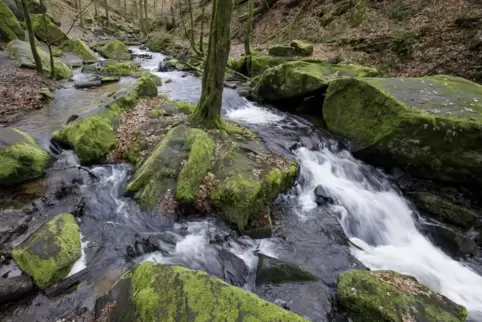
left=2, top=47, right=482, bottom=321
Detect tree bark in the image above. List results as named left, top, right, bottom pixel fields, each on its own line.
left=170, top=4, right=176, bottom=27
left=188, top=0, right=195, bottom=46
left=190, top=0, right=233, bottom=128
left=244, top=0, right=253, bottom=55
left=199, top=2, right=205, bottom=53
left=21, top=0, right=42, bottom=74
left=104, top=0, right=110, bottom=25
left=143, top=0, right=148, bottom=34
left=94, top=0, right=98, bottom=18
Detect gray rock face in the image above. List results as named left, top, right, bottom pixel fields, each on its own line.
left=256, top=253, right=319, bottom=285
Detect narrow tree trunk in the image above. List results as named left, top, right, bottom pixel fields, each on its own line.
left=124, top=0, right=126, bottom=9
left=190, top=0, right=233, bottom=128
left=244, top=0, right=253, bottom=55
left=143, top=0, right=148, bottom=34
left=104, top=0, right=110, bottom=25
left=79, top=0, right=84, bottom=27
left=94, top=0, right=98, bottom=18
left=199, top=2, right=205, bottom=53
left=133, top=0, right=137, bottom=19
left=21, top=0, right=42, bottom=74
left=138, top=0, right=143, bottom=34
left=170, top=4, right=175, bottom=27
left=187, top=0, right=195, bottom=46
left=47, top=44, right=55, bottom=78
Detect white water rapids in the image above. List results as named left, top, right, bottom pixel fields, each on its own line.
left=227, top=104, right=482, bottom=319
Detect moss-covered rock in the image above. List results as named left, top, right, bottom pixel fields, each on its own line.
left=171, top=100, right=196, bottom=114
left=290, top=40, right=313, bottom=56
left=52, top=73, right=158, bottom=164
left=414, top=192, right=478, bottom=228
left=0, top=0, right=24, bottom=41
left=51, top=46, right=62, bottom=57
left=8, top=39, right=72, bottom=79
left=3, top=0, right=45, bottom=20
left=147, top=31, right=173, bottom=52
left=12, top=213, right=81, bottom=288
left=96, top=40, right=131, bottom=60
left=102, top=62, right=140, bottom=76
left=337, top=270, right=467, bottom=322
left=269, top=45, right=298, bottom=57
left=30, top=14, right=68, bottom=45
left=95, top=262, right=308, bottom=321
left=0, top=128, right=49, bottom=186
left=230, top=54, right=287, bottom=77
left=61, top=38, right=97, bottom=60
left=251, top=60, right=379, bottom=102
left=323, top=76, right=482, bottom=187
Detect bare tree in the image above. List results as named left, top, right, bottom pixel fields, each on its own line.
left=21, top=0, right=42, bottom=73
left=199, top=1, right=206, bottom=53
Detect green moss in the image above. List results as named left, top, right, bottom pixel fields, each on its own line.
left=8, top=40, right=72, bottom=79
left=136, top=72, right=159, bottom=97
left=323, top=76, right=482, bottom=186
left=0, top=128, right=49, bottom=185
left=290, top=40, right=313, bottom=56
left=30, top=14, right=68, bottom=45
left=0, top=0, right=24, bottom=41
left=147, top=32, right=173, bottom=52
left=102, top=62, right=140, bottom=76
left=252, top=60, right=379, bottom=102
left=61, top=38, right=97, bottom=60
left=176, top=130, right=215, bottom=205
left=51, top=46, right=62, bottom=57
left=170, top=100, right=196, bottom=115
left=414, top=192, right=477, bottom=228
left=12, top=213, right=81, bottom=288
left=337, top=270, right=467, bottom=322
left=127, top=262, right=308, bottom=321
left=97, top=40, right=131, bottom=60
left=52, top=115, right=117, bottom=165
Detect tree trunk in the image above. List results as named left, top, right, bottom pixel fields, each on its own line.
left=79, top=0, right=84, bottom=27
left=190, top=0, right=233, bottom=128
left=199, top=2, right=205, bottom=53
left=170, top=4, right=175, bottom=27
left=94, top=0, right=98, bottom=18
left=21, top=0, right=42, bottom=74
left=244, top=0, right=253, bottom=55
left=104, top=0, right=110, bottom=25
left=138, top=0, right=143, bottom=34
left=143, top=0, right=148, bottom=34
left=188, top=0, right=195, bottom=46
left=47, top=44, right=55, bottom=78
left=124, top=0, right=126, bottom=9
left=133, top=0, right=137, bottom=19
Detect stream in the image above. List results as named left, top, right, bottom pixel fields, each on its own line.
left=3, top=47, right=482, bottom=321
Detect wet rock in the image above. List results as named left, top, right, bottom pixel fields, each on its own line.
left=250, top=61, right=378, bottom=102
left=165, top=78, right=172, bottom=84
left=217, top=249, right=248, bottom=287
left=0, top=128, right=49, bottom=186
left=72, top=197, right=86, bottom=218
left=95, top=40, right=131, bottom=60
left=337, top=270, right=467, bottom=322
left=181, top=72, right=189, bottom=77
left=414, top=192, right=478, bottom=229
left=391, top=167, right=413, bottom=190
left=323, top=76, right=482, bottom=188
left=66, top=115, right=79, bottom=124
left=74, top=79, right=102, bottom=89
left=95, top=262, right=308, bottom=321
left=8, top=40, right=72, bottom=79
left=0, top=275, right=35, bottom=304
left=314, top=185, right=334, bottom=205
left=100, top=61, right=140, bottom=76
left=12, top=213, right=81, bottom=288
left=132, top=53, right=152, bottom=59
left=425, top=224, right=478, bottom=257
left=255, top=253, right=319, bottom=285
left=274, top=298, right=290, bottom=310
left=300, top=136, right=315, bottom=150
left=319, top=215, right=349, bottom=246
left=230, top=54, right=287, bottom=78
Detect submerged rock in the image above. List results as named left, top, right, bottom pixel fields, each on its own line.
left=61, top=38, right=98, bottom=60
left=0, top=0, right=24, bottom=41
left=323, top=76, right=482, bottom=187
left=414, top=192, right=478, bottom=228
left=337, top=270, right=467, bottom=322
left=95, top=262, right=308, bottom=321
left=250, top=61, right=378, bottom=102
left=0, top=275, right=35, bottom=304
left=8, top=39, right=72, bottom=79
left=0, top=128, right=49, bottom=186
left=256, top=254, right=319, bottom=285
left=30, top=14, right=68, bottom=45
left=52, top=73, right=158, bottom=164
left=96, top=40, right=131, bottom=60
left=314, top=185, right=333, bottom=205
left=12, top=213, right=81, bottom=288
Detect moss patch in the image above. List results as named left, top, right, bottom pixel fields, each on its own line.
left=61, top=38, right=97, bottom=60
left=0, top=128, right=49, bottom=186
left=96, top=262, right=308, bottom=321
left=12, top=213, right=81, bottom=288
left=147, top=31, right=173, bottom=52
left=30, top=14, right=68, bottom=45
left=102, top=62, right=140, bottom=76
left=96, top=40, right=131, bottom=60
left=0, top=0, right=24, bottom=41
left=337, top=270, right=467, bottom=322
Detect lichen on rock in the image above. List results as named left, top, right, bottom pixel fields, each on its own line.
left=323, top=75, right=482, bottom=187
left=95, top=262, right=308, bottom=321
left=0, top=128, right=49, bottom=186
left=12, top=213, right=81, bottom=288
left=337, top=270, right=467, bottom=322
left=8, top=39, right=72, bottom=79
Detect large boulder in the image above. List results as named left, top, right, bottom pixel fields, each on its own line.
left=95, top=262, right=308, bottom=321
left=229, top=54, right=287, bottom=77
left=8, top=39, right=72, bottom=79
left=126, top=122, right=298, bottom=232
left=323, top=76, right=482, bottom=187
left=30, top=14, right=68, bottom=45
left=96, top=40, right=131, bottom=60
left=52, top=73, right=158, bottom=164
left=12, top=213, right=81, bottom=288
left=250, top=61, right=379, bottom=102
left=337, top=270, right=467, bottom=322
left=0, top=128, right=49, bottom=186
left=147, top=31, right=173, bottom=52
left=3, top=0, right=45, bottom=20
left=61, top=38, right=98, bottom=60
left=0, top=0, right=24, bottom=41
left=82, top=60, right=141, bottom=76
